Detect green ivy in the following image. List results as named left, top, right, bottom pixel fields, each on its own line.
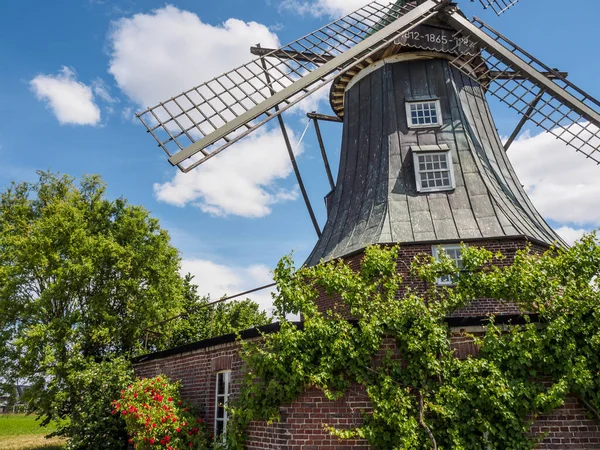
left=227, top=233, right=600, bottom=449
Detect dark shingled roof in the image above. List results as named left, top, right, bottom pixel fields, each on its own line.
left=306, top=57, right=565, bottom=266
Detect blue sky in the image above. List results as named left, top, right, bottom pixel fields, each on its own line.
left=1, top=0, right=599, bottom=312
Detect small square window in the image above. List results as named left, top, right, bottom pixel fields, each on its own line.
left=412, top=147, right=455, bottom=193
left=214, top=371, right=231, bottom=441
left=406, top=100, right=442, bottom=128
left=432, top=244, right=465, bottom=286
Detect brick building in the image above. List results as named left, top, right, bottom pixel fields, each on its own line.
left=134, top=1, right=600, bottom=447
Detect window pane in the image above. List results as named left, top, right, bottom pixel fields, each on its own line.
left=216, top=420, right=224, bottom=436
left=217, top=404, right=225, bottom=419
left=217, top=373, right=225, bottom=394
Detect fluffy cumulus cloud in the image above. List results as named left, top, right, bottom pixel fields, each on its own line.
left=153, top=127, right=300, bottom=217
left=280, top=0, right=371, bottom=17
left=510, top=128, right=600, bottom=228
left=181, top=259, right=274, bottom=314
left=30, top=67, right=101, bottom=126
left=109, top=6, right=307, bottom=217
left=108, top=6, right=280, bottom=107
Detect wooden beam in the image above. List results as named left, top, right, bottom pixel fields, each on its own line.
left=490, top=70, right=568, bottom=80
left=250, top=46, right=334, bottom=64
left=306, top=112, right=343, bottom=123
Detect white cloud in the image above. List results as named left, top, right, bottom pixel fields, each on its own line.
left=108, top=5, right=280, bottom=107
left=181, top=259, right=274, bottom=314
left=30, top=67, right=101, bottom=126
left=555, top=226, right=588, bottom=246
left=510, top=127, right=600, bottom=227
left=153, top=127, right=300, bottom=217
left=280, top=0, right=371, bottom=17
left=109, top=6, right=305, bottom=217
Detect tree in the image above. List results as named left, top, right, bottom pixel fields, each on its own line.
left=168, top=274, right=271, bottom=349
left=229, top=235, right=600, bottom=449
left=0, top=172, right=185, bottom=446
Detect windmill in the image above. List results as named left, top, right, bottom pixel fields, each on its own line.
left=137, top=0, right=600, bottom=267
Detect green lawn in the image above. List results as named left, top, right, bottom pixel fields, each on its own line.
left=0, top=415, right=65, bottom=450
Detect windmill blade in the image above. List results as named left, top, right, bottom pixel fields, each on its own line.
left=477, top=0, right=520, bottom=16
left=445, top=12, right=600, bottom=163
left=137, top=0, right=444, bottom=173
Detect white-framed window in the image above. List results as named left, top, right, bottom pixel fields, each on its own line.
left=412, top=145, right=455, bottom=193
left=432, top=244, right=464, bottom=286
left=214, top=371, right=231, bottom=440
left=406, top=99, right=442, bottom=128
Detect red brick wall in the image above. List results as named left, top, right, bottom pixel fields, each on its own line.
left=134, top=341, right=371, bottom=450
left=133, top=238, right=600, bottom=448
left=533, top=396, right=600, bottom=448
left=315, top=238, right=549, bottom=318
left=134, top=335, right=600, bottom=449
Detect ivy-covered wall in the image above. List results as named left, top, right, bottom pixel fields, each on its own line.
left=314, top=238, right=548, bottom=318
left=134, top=334, right=600, bottom=448
left=134, top=236, right=600, bottom=448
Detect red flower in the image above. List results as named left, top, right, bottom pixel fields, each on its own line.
left=176, top=427, right=181, bottom=433
left=149, top=438, right=155, bottom=444
left=121, top=410, right=127, bottom=415
left=167, top=397, right=173, bottom=402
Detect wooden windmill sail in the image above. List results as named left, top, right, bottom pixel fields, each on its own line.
left=137, top=0, right=600, bottom=266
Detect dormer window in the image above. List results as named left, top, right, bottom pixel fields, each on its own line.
left=406, top=99, right=441, bottom=128
left=412, top=144, right=455, bottom=193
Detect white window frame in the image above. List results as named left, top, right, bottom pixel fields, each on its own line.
left=214, top=370, right=231, bottom=441
left=405, top=99, right=442, bottom=129
left=412, top=146, right=456, bottom=193
left=432, top=244, right=465, bottom=286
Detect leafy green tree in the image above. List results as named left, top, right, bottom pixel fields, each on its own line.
left=0, top=172, right=185, bottom=446
left=168, top=274, right=271, bottom=348
left=229, top=234, right=600, bottom=449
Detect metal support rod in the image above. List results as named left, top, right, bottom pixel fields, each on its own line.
left=312, top=116, right=336, bottom=190
left=143, top=282, right=278, bottom=336
left=257, top=44, right=322, bottom=238
left=306, top=112, right=343, bottom=123
left=504, top=90, right=544, bottom=151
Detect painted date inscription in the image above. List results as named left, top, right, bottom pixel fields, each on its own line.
left=393, top=25, right=478, bottom=55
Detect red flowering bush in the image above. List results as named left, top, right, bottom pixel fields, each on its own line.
left=112, top=375, right=210, bottom=449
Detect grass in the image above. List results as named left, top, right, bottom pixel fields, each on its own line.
left=0, top=415, right=65, bottom=450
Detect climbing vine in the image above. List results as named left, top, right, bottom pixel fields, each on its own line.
left=228, top=233, right=600, bottom=449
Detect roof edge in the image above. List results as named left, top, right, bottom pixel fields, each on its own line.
left=133, top=314, right=538, bottom=365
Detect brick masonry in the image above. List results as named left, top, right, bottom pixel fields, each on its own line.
left=133, top=238, right=600, bottom=448
left=134, top=337, right=600, bottom=449
left=314, top=237, right=548, bottom=317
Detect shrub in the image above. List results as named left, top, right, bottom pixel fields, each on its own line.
left=55, top=356, right=133, bottom=450
left=113, top=376, right=210, bottom=449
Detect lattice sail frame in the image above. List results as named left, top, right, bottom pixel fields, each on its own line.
left=478, top=0, right=519, bottom=16
left=445, top=13, right=600, bottom=164
left=137, top=0, right=444, bottom=172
